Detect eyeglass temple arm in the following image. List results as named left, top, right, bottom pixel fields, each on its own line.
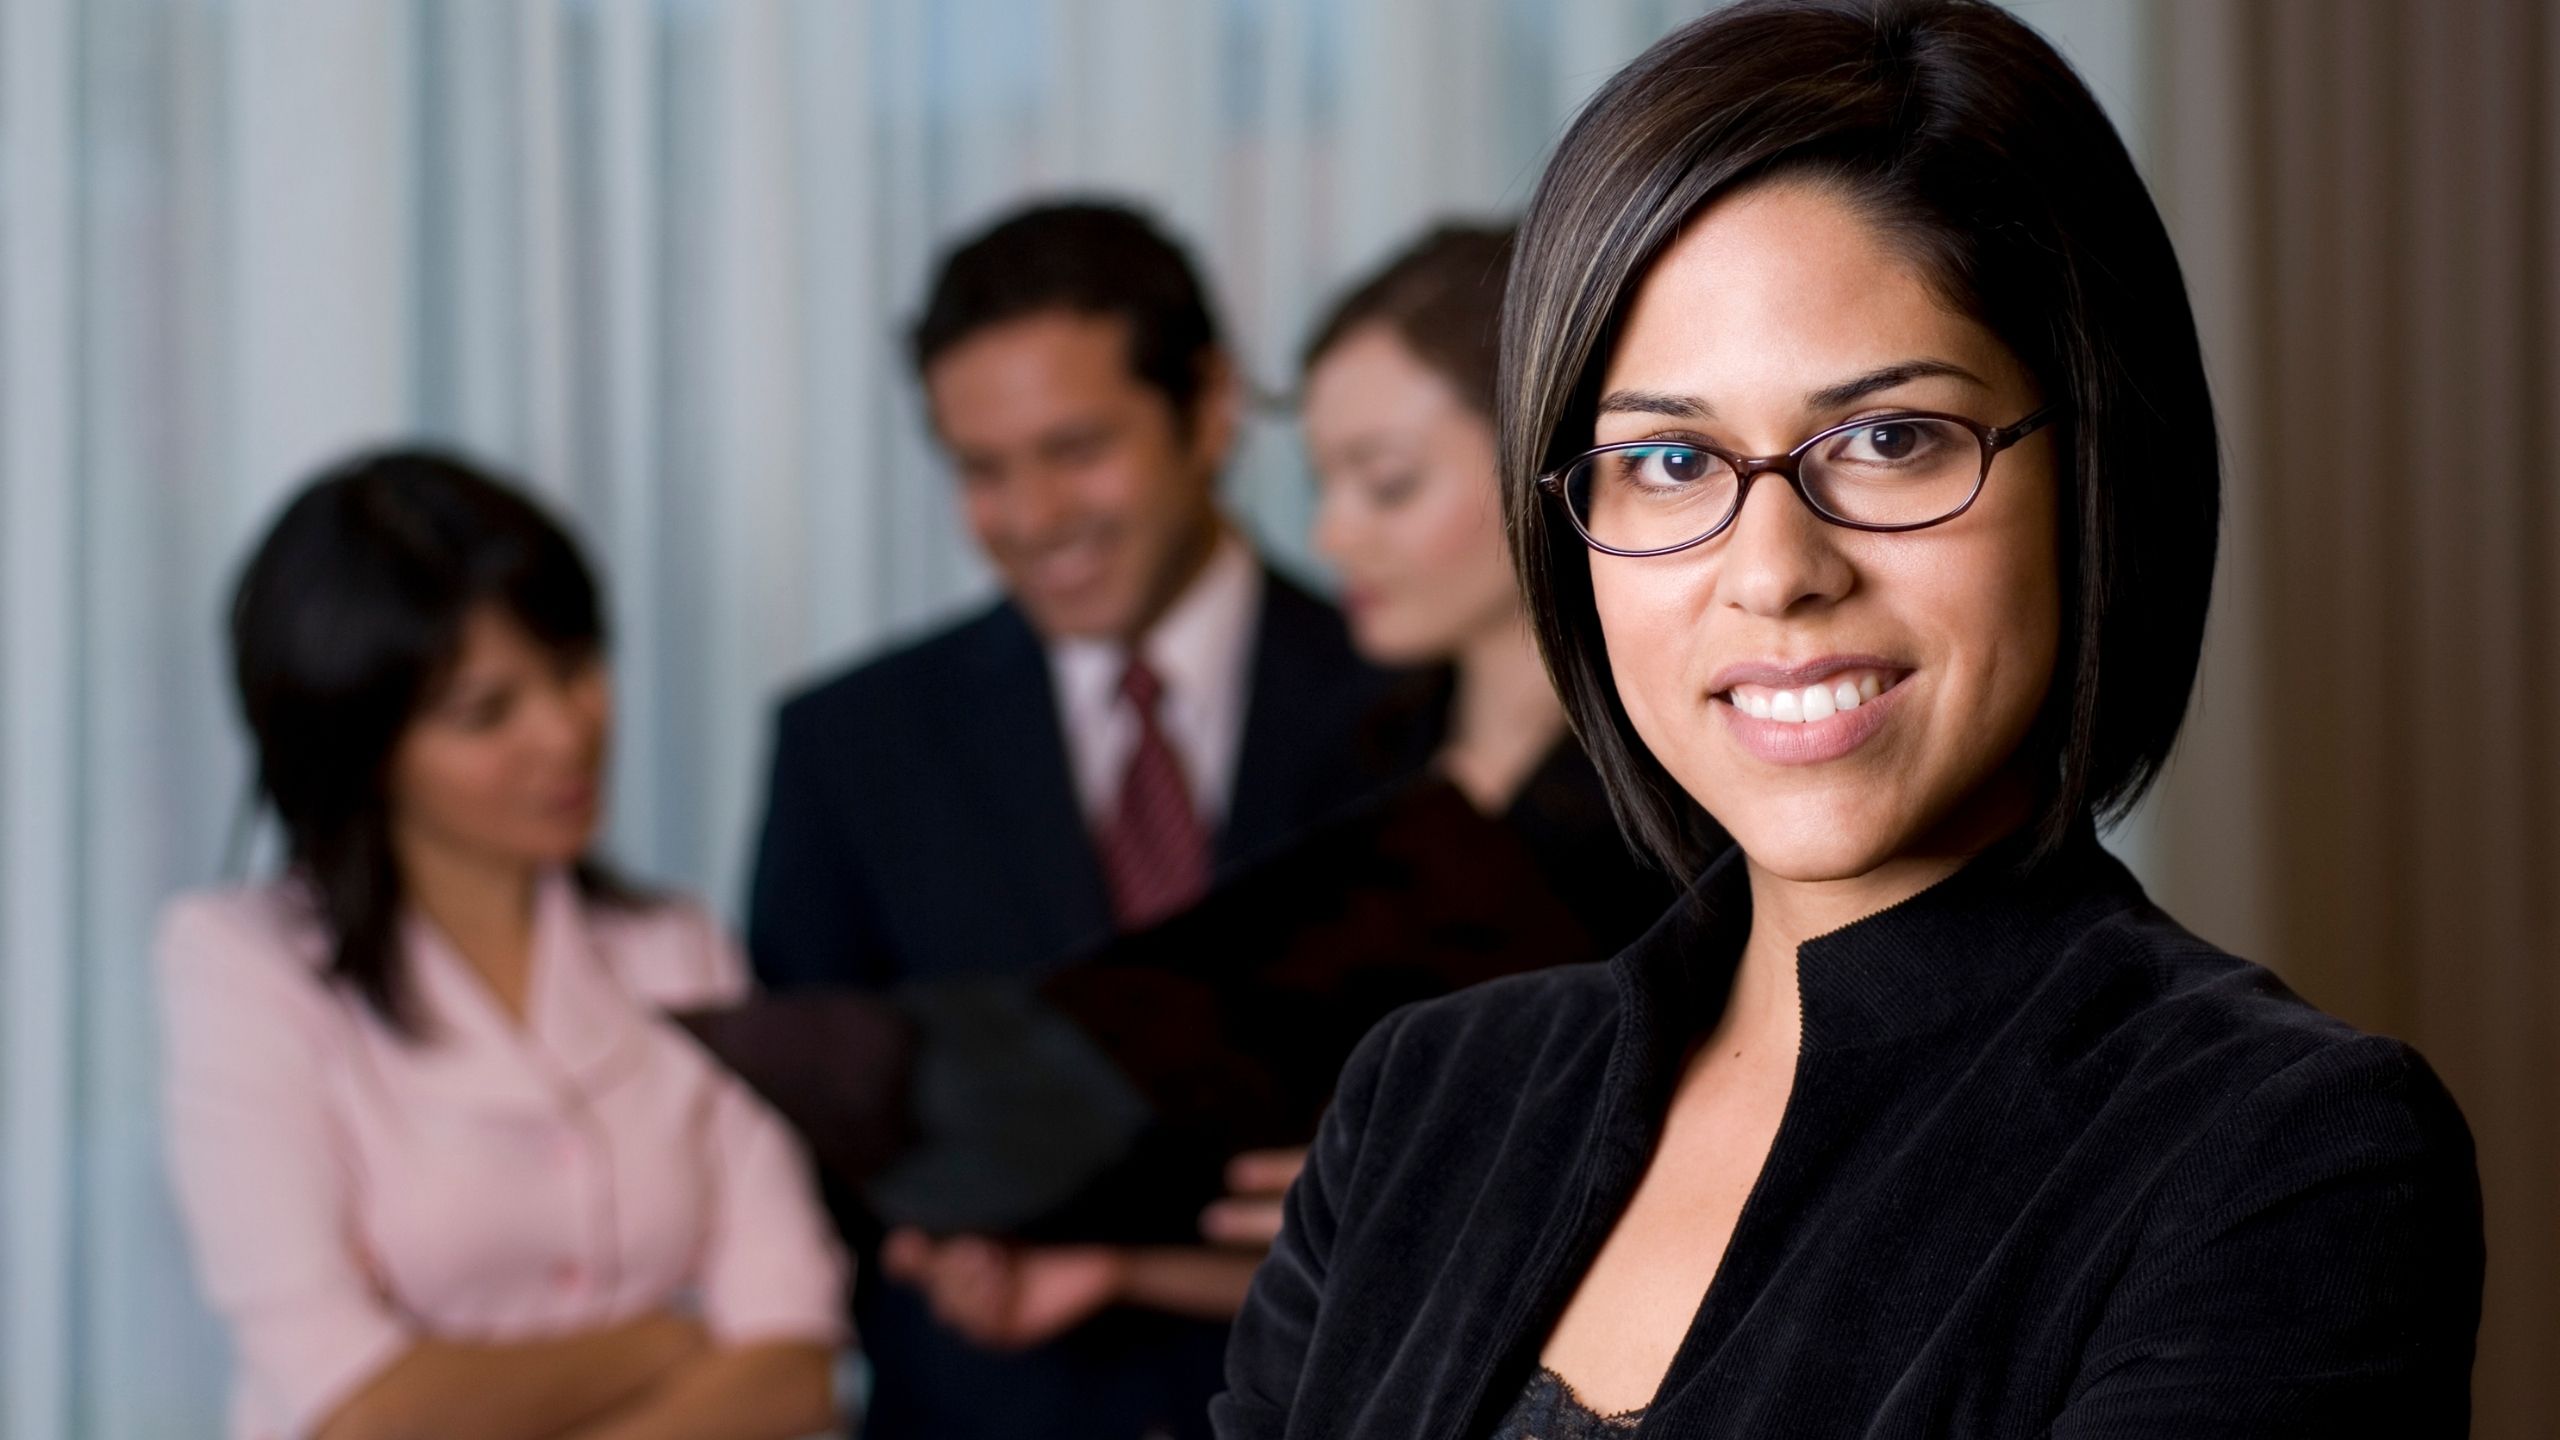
left=1990, top=402, right=2067, bottom=449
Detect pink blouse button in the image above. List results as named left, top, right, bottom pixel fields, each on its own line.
left=550, top=1260, right=584, bottom=1291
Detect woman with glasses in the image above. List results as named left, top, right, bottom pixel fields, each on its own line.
left=1215, top=2, right=2483, bottom=1436
left=158, top=452, right=846, bottom=1440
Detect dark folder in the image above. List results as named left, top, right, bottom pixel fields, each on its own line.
left=681, top=777, right=1604, bottom=1243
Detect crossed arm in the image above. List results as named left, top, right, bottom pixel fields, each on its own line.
left=310, top=1319, right=832, bottom=1440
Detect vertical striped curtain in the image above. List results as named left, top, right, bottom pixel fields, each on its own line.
left=0, top=1, right=1725, bottom=1434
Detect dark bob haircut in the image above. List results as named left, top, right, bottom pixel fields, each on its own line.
left=229, top=448, right=634, bottom=1035
left=910, top=199, right=1226, bottom=425
left=1301, top=222, right=1515, bottom=421
left=1503, top=0, right=2219, bottom=878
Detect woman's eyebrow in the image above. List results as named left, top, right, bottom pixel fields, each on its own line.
left=1595, top=389, right=1713, bottom=420
left=1312, top=435, right=1396, bottom=475
left=1804, top=359, right=1988, bottom=411
left=1596, top=360, right=1990, bottom=423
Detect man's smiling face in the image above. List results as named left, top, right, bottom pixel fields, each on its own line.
left=927, top=309, right=1231, bottom=644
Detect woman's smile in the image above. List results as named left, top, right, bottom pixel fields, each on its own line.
left=1714, top=661, right=1912, bottom=765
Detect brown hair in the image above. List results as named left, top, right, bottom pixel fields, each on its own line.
left=1302, top=223, right=1515, bottom=420
left=1503, top=0, right=2220, bottom=878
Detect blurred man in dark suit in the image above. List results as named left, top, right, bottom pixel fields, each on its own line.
left=747, top=200, right=1390, bottom=1440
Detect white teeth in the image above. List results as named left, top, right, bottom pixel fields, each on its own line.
left=1729, top=669, right=1896, bottom=724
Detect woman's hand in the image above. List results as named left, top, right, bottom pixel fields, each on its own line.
left=880, top=1228, right=1129, bottom=1351
left=1199, top=1147, right=1308, bottom=1249
left=881, top=1223, right=1287, bottom=1343
left=878, top=1144, right=1316, bottom=1349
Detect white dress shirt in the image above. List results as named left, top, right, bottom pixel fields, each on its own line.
left=1046, top=529, right=1262, bottom=831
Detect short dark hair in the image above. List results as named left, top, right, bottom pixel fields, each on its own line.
left=228, top=448, right=637, bottom=1036
left=1301, top=223, right=1515, bottom=421
left=1502, top=0, right=2220, bottom=878
left=910, top=199, right=1225, bottom=422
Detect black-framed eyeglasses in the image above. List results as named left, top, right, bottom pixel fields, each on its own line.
left=1537, top=404, right=2066, bottom=557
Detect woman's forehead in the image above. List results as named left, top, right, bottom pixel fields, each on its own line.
left=1603, top=182, right=2020, bottom=417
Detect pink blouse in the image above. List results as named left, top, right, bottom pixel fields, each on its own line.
left=157, top=873, right=850, bottom=1440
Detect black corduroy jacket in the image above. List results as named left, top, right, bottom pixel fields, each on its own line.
left=1214, top=832, right=2483, bottom=1438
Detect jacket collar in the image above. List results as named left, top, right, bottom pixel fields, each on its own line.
left=1614, top=824, right=2148, bottom=1062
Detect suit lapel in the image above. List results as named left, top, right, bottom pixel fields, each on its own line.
left=956, top=603, right=1116, bottom=955
left=1222, top=567, right=1356, bottom=869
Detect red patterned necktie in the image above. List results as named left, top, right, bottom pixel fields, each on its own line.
left=1096, top=659, right=1211, bottom=931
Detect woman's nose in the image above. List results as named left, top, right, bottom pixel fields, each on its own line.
left=1713, top=470, right=1855, bottom=618
left=1311, top=492, right=1354, bottom=565
left=524, top=676, right=604, bottom=756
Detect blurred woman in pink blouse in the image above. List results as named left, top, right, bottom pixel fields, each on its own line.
left=158, top=450, right=847, bottom=1440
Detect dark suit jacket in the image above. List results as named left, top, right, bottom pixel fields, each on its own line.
left=748, top=563, right=1391, bottom=1440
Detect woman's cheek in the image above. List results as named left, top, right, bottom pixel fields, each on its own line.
left=1965, top=530, right=2063, bottom=751
left=1594, top=569, right=1706, bottom=770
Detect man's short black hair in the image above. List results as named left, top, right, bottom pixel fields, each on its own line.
left=910, top=199, right=1225, bottom=422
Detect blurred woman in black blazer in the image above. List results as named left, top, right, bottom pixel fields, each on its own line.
left=1298, top=224, right=1677, bottom=959
left=1179, top=224, right=1695, bottom=1252
left=1215, top=3, right=2483, bottom=1436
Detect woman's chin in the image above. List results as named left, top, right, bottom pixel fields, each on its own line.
left=1721, top=806, right=1911, bottom=886
left=514, top=822, right=601, bottom=871
left=1722, top=784, right=2026, bottom=898
left=1350, top=618, right=1460, bottom=670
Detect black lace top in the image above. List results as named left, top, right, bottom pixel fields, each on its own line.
left=1486, top=1367, right=1647, bottom=1438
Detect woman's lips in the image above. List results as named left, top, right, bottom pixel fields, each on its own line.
left=1707, top=654, right=1907, bottom=694
left=1715, top=666, right=1910, bottom=765
left=543, top=781, right=601, bottom=819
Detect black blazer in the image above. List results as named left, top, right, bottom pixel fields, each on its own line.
left=1217, top=831, right=2483, bottom=1439
left=747, top=562, right=1390, bottom=1440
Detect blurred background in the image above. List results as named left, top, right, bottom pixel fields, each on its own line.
left=0, top=0, right=2548, bottom=1435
